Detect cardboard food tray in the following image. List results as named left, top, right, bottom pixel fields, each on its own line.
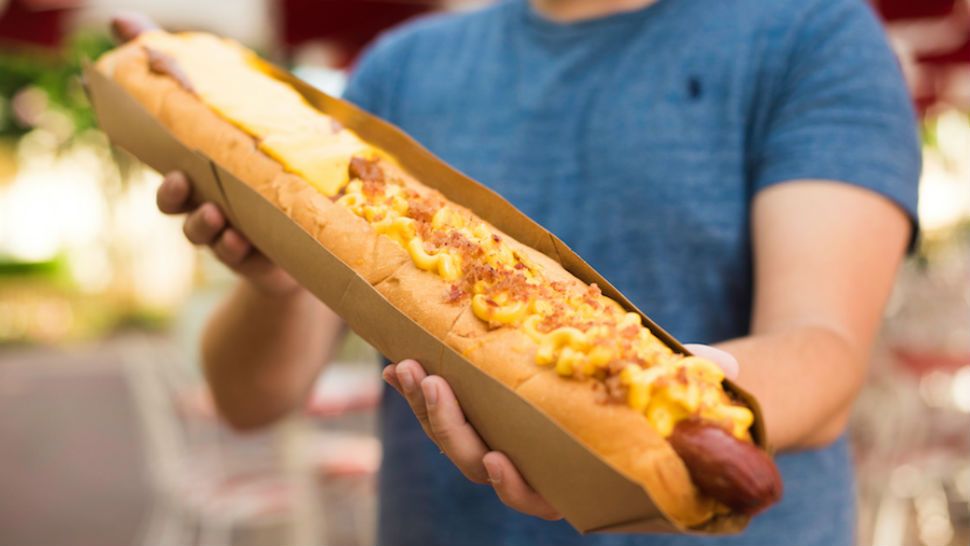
left=83, top=58, right=766, bottom=535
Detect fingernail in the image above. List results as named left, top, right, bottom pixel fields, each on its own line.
left=484, top=458, right=502, bottom=484
left=421, top=380, right=437, bottom=407
left=398, top=368, right=415, bottom=393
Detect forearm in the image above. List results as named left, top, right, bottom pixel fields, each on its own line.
left=717, top=324, right=866, bottom=451
left=202, top=281, right=345, bottom=429
left=724, top=181, right=911, bottom=452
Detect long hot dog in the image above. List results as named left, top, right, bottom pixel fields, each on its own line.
left=99, top=17, right=783, bottom=527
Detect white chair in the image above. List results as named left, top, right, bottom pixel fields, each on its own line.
left=120, top=336, right=320, bottom=546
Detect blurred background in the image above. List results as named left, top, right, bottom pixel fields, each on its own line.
left=0, top=1, right=967, bottom=545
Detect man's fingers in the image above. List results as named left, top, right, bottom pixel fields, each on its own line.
left=228, top=250, right=299, bottom=296
left=393, top=360, right=436, bottom=440
left=382, top=364, right=403, bottom=395
left=182, top=203, right=226, bottom=245
left=159, top=172, right=297, bottom=295
left=684, top=344, right=739, bottom=380
left=211, top=228, right=252, bottom=267
left=421, top=376, right=490, bottom=484
left=483, top=451, right=562, bottom=520
left=110, top=12, right=159, bottom=43
left=157, top=171, right=193, bottom=214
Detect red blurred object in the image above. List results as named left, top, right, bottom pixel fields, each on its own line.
left=278, top=0, right=437, bottom=67
left=19, top=0, right=82, bottom=8
left=892, top=347, right=970, bottom=376
left=920, top=38, right=970, bottom=64
left=876, top=0, right=956, bottom=21
left=0, top=0, right=76, bottom=48
left=873, top=0, right=970, bottom=114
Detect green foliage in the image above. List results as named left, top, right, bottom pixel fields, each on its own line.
left=0, top=30, right=114, bottom=141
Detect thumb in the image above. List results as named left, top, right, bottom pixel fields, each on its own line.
left=683, top=344, right=739, bottom=381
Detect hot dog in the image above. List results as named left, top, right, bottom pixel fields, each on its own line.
left=670, top=419, right=782, bottom=516
left=98, top=18, right=783, bottom=527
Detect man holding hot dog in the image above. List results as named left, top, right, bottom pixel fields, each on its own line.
left=156, top=0, right=919, bottom=543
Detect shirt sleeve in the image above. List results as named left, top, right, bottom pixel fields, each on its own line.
left=752, top=0, right=921, bottom=229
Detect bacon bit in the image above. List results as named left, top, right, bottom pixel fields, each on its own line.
left=407, top=198, right=437, bottom=223
left=582, top=284, right=605, bottom=308
left=620, top=325, right=639, bottom=338
left=592, top=382, right=609, bottom=404
left=348, top=156, right=384, bottom=184
left=429, top=230, right=478, bottom=255
left=416, top=220, right=434, bottom=240
left=538, top=309, right=566, bottom=332
left=514, top=263, right=526, bottom=270
left=465, top=263, right=498, bottom=285
left=445, top=284, right=466, bottom=304
left=362, top=178, right=385, bottom=198
left=603, top=375, right=628, bottom=404
left=477, top=267, right=532, bottom=302
left=675, top=366, right=688, bottom=385
left=605, top=360, right=628, bottom=376
left=492, top=234, right=501, bottom=243
left=485, top=298, right=498, bottom=307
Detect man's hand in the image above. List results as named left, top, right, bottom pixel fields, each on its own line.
left=158, top=170, right=342, bottom=430
left=382, top=345, right=738, bottom=520
left=382, top=359, right=562, bottom=520
left=157, top=170, right=299, bottom=296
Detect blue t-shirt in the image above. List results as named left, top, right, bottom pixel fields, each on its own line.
left=342, top=0, right=920, bottom=544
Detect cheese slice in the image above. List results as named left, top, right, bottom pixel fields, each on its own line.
left=138, top=30, right=373, bottom=196
left=260, top=131, right=373, bottom=196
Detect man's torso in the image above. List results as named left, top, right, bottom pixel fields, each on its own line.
left=345, top=1, right=861, bottom=544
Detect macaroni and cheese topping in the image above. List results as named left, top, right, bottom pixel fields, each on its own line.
left=336, top=157, right=754, bottom=440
